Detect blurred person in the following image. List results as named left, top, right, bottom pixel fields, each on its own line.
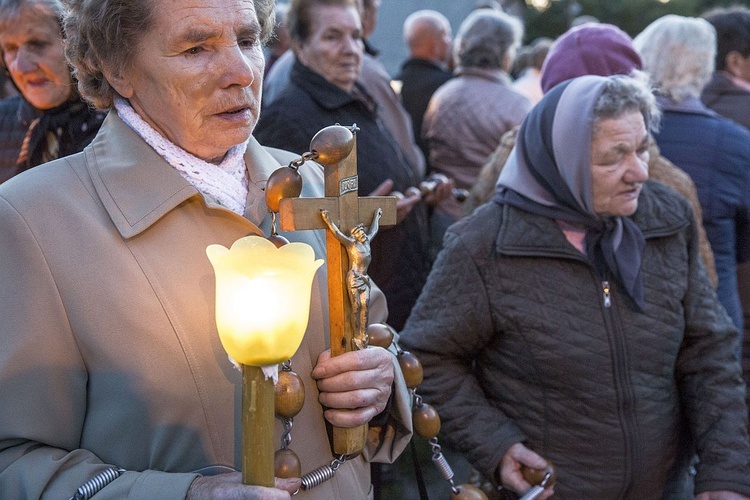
left=0, top=0, right=412, bottom=497
left=635, top=15, right=750, bottom=333
left=263, top=0, right=427, bottom=179
left=254, top=0, right=450, bottom=331
left=701, top=4, right=750, bottom=426
left=701, top=6, right=750, bottom=131
left=463, top=22, right=717, bottom=289
left=422, top=9, right=530, bottom=248
left=0, top=0, right=105, bottom=183
left=360, top=0, right=379, bottom=56
left=396, top=9, right=453, bottom=165
left=401, top=74, right=750, bottom=499
left=473, top=0, right=502, bottom=11
left=570, top=14, right=598, bottom=28
left=512, top=37, right=553, bottom=105
left=264, top=2, right=291, bottom=75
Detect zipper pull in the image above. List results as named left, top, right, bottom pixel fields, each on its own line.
left=602, top=281, right=611, bottom=308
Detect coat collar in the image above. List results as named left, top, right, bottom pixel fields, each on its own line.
left=455, top=66, right=511, bottom=85
left=86, top=110, right=282, bottom=239
left=496, top=181, right=688, bottom=256
left=656, top=95, right=717, bottom=117
left=290, top=58, right=372, bottom=111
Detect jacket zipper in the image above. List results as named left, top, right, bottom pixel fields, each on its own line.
left=602, top=280, right=611, bottom=308
left=598, top=278, right=639, bottom=498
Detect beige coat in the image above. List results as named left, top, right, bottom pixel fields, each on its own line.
left=0, top=112, right=411, bottom=499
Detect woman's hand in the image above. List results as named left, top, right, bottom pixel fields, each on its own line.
left=368, top=179, right=421, bottom=224
left=187, top=473, right=300, bottom=499
left=498, top=443, right=554, bottom=500
left=312, top=346, right=394, bottom=427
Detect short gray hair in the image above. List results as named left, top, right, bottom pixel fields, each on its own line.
left=63, top=0, right=275, bottom=110
left=453, top=9, right=523, bottom=69
left=633, top=15, right=716, bottom=102
left=593, top=73, right=660, bottom=134
left=0, top=0, right=64, bottom=31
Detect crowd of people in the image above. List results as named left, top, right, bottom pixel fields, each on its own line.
left=0, top=0, right=749, bottom=498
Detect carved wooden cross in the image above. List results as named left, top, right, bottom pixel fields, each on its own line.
left=278, top=126, right=397, bottom=455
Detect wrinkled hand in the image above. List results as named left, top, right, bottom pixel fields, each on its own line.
left=421, top=174, right=454, bottom=206
left=499, top=443, right=554, bottom=500
left=697, top=492, right=750, bottom=500
left=311, top=346, right=394, bottom=427
left=187, top=472, right=300, bottom=499
left=368, top=179, right=421, bottom=224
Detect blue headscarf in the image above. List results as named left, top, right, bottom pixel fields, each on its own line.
left=494, top=75, right=645, bottom=310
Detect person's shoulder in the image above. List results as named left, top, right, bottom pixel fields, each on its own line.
left=0, top=95, right=25, bottom=126
left=634, top=181, right=693, bottom=231
left=0, top=152, right=85, bottom=206
left=446, top=202, right=503, bottom=246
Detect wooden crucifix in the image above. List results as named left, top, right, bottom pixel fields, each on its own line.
left=278, top=125, right=397, bottom=456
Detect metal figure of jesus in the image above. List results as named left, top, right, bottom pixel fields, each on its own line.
left=320, top=208, right=382, bottom=350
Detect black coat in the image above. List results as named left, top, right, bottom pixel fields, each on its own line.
left=254, top=60, right=432, bottom=330
left=0, top=95, right=105, bottom=184
left=396, top=58, right=452, bottom=163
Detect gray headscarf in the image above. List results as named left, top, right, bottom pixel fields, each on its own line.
left=494, top=75, right=645, bottom=310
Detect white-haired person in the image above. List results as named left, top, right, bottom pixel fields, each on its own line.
left=635, top=16, right=750, bottom=338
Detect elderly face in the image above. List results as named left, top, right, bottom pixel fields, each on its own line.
left=296, top=5, right=362, bottom=93
left=590, top=110, right=650, bottom=217
left=110, top=0, right=264, bottom=163
left=0, top=7, right=72, bottom=110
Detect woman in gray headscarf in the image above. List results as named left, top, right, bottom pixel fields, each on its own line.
left=400, top=74, right=750, bottom=498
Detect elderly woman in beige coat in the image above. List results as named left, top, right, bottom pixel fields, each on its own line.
left=0, top=0, right=410, bottom=498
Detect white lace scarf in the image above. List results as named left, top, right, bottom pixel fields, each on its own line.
left=114, top=96, right=249, bottom=215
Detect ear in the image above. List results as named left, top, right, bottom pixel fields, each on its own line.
left=502, top=52, right=513, bottom=73
left=102, top=64, right=134, bottom=99
left=291, top=39, right=307, bottom=66
left=725, top=50, right=746, bottom=79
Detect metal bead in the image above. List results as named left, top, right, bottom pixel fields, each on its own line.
left=309, top=125, right=354, bottom=165
left=521, top=462, right=556, bottom=488
left=275, top=371, right=305, bottom=419
left=413, top=403, right=441, bottom=439
left=450, top=484, right=488, bottom=500
left=398, top=351, right=423, bottom=388
left=274, top=449, right=301, bottom=479
left=265, top=167, right=303, bottom=212
left=366, top=323, right=394, bottom=349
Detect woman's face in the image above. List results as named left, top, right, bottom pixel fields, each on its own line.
left=295, top=5, right=363, bottom=93
left=0, top=8, right=73, bottom=110
left=111, top=0, right=264, bottom=163
left=590, top=110, right=650, bottom=217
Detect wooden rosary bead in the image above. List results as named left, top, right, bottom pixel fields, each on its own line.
left=398, top=351, right=423, bottom=388
left=265, top=167, right=303, bottom=212
left=412, top=403, right=441, bottom=439
left=521, top=462, right=556, bottom=488
left=274, top=448, right=301, bottom=479
left=450, top=484, right=488, bottom=500
left=274, top=370, right=305, bottom=419
left=309, top=125, right=354, bottom=165
left=366, top=323, right=394, bottom=349
left=267, top=234, right=290, bottom=248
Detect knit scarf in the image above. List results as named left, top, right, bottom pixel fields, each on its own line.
left=114, top=96, right=249, bottom=215
left=16, top=98, right=97, bottom=170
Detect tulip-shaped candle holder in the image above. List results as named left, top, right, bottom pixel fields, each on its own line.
left=207, top=236, right=322, bottom=486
